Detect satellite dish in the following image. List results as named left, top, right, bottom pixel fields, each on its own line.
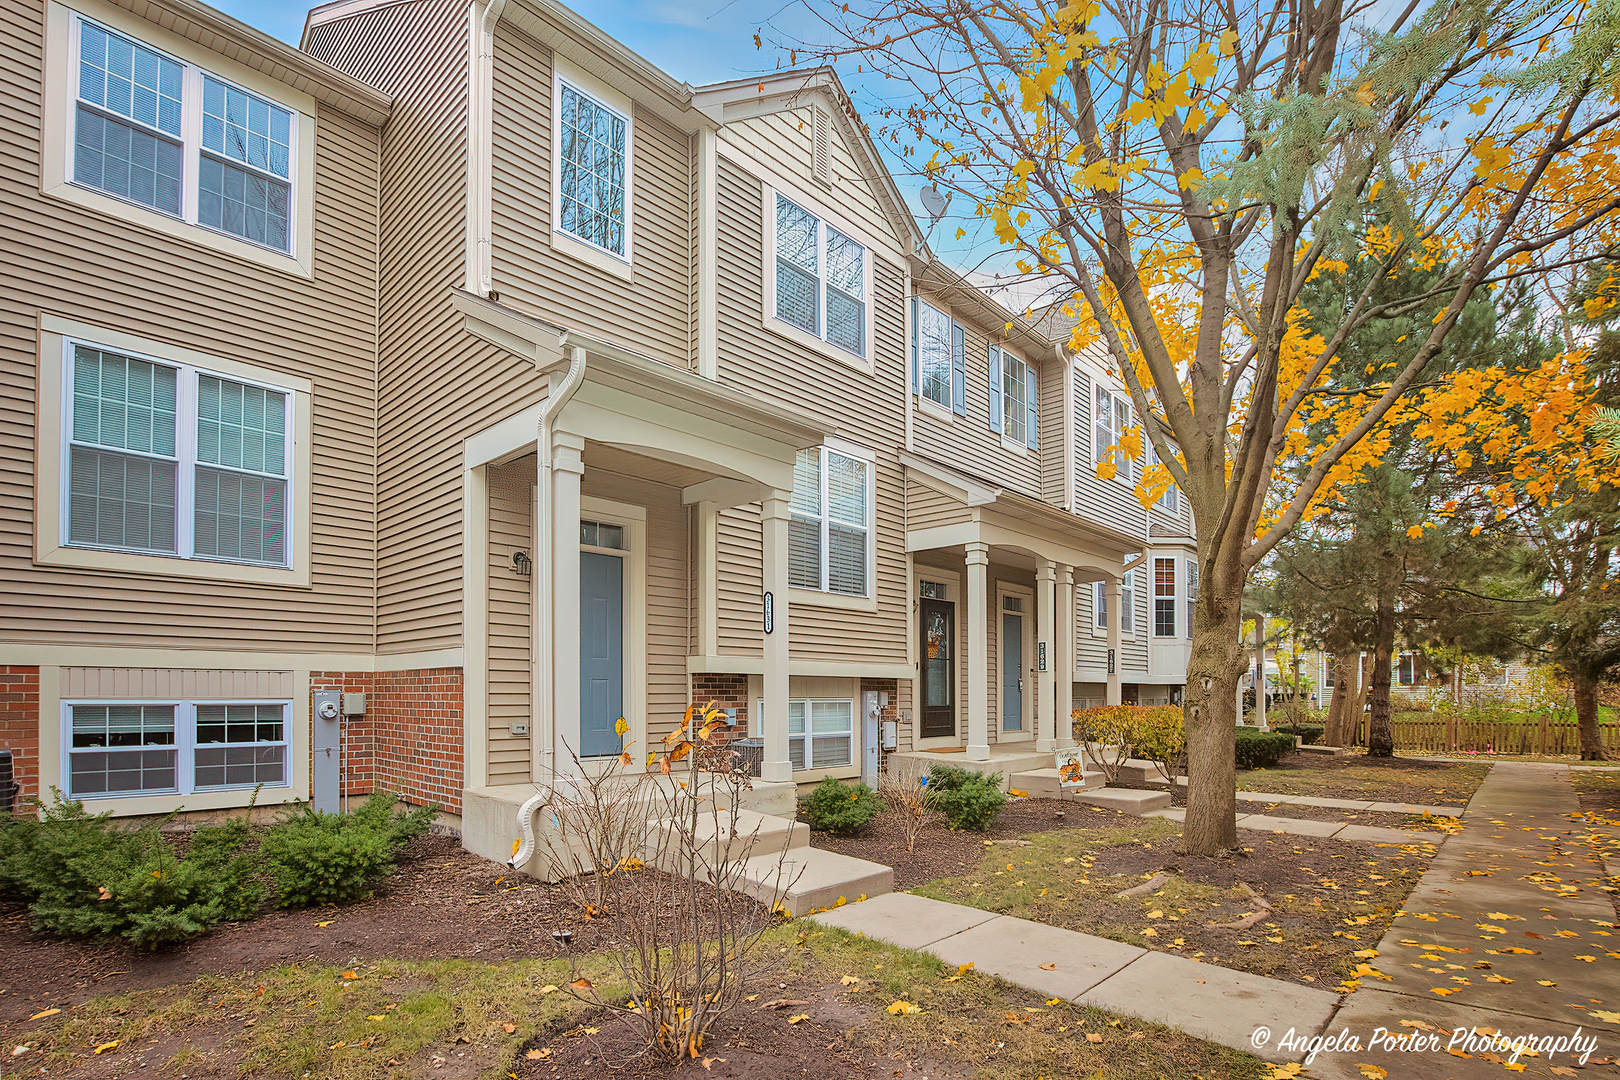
left=919, top=184, right=950, bottom=222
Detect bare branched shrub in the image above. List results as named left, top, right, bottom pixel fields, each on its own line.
left=878, top=769, right=933, bottom=853
left=559, top=704, right=798, bottom=1063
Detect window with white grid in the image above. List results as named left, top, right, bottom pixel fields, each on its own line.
left=788, top=446, right=872, bottom=597
left=69, top=15, right=299, bottom=253
left=63, top=338, right=293, bottom=567
left=66, top=701, right=289, bottom=799
left=557, top=81, right=628, bottom=257
left=758, top=699, right=854, bottom=771
left=773, top=192, right=867, bottom=357
left=1093, top=569, right=1135, bottom=634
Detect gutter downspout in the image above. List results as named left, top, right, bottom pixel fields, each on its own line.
left=512, top=342, right=586, bottom=871
left=466, top=0, right=507, bottom=296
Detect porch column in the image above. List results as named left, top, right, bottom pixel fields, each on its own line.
left=551, top=430, right=585, bottom=773
left=1056, top=565, right=1075, bottom=749
left=1036, top=561, right=1058, bottom=753
left=965, top=541, right=991, bottom=761
left=1106, top=576, right=1122, bottom=706
left=760, top=490, right=793, bottom=782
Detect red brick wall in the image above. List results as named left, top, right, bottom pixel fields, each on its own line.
left=692, top=673, right=749, bottom=738
left=0, top=666, right=40, bottom=812
left=310, top=668, right=463, bottom=814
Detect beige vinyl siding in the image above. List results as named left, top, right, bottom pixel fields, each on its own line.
left=61, top=668, right=295, bottom=699
left=1076, top=576, right=1150, bottom=675
left=912, top=293, right=1042, bottom=499
left=486, top=459, right=532, bottom=785
left=905, top=480, right=969, bottom=530
left=1040, top=357, right=1066, bottom=505
left=490, top=26, right=694, bottom=369
left=309, top=0, right=544, bottom=654
left=581, top=468, right=689, bottom=744
left=1, top=4, right=380, bottom=650
left=1069, top=366, right=1149, bottom=537
left=723, top=109, right=899, bottom=252
left=712, top=157, right=907, bottom=666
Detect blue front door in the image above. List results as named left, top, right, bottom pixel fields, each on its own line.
left=580, top=551, right=624, bottom=757
left=1002, top=611, right=1023, bottom=731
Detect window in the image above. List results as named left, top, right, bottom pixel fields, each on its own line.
left=791, top=699, right=853, bottom=770
left=920, top=580, right=947, bottom=600
left=1146, top=440, right=1178, bottom=513
left=1396, top=653, right=1421, bottom=686
left=64, top=339, right=291, bottom=567
left=789, top=446, right=870, bottom=597
left=70, top=16, right=297, bottom=253
left=1154, top=558, right=1176, bottom=637
left=580, top=520, right=625, bottom=550
left=557, top=81, right=628, bottom=257
left=1323, top=658, right=1336, bottom=688
left=773, top=193, right=866, bottom=355
left=912, top=298, right=965, bottom=413
left=1093, top=569, right=1135, bottom=633
left=1093, top=385, right=1137, bottom=480
left=66, top=700, right=288, bottom=798
left=989, top=347, right=1038, bottom=449
left=1186, top=559, right=1198, bottom=638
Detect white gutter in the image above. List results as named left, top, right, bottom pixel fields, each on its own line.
left=512, top=341, right=585, bottom=872
left=465, top=0, right=507, bottom=295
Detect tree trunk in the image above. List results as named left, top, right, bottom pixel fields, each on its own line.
left=1573, top=669, right=1611, bottom=762
left=1366, top=601, right=1396, bottom=758
left=1180, top=580, right=1246, bottom=856
left=1325, top=651, right=1354, bottom=746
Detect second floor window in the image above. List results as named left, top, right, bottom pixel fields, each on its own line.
left=774, top=194, right=866, bottom=356
left=1093, top=385, right=1138, bottom=481
left=789, top=446, right=871, bottom=597
left=912, top=298, right=964, bottom=414
left=65, top=340, right=292, bottom=567
left=1094, top=569, right=1135, bottom=633
left=989, top=346, right=1038, bottom=449
left=1186, top=559, right=1198, bottom=637
left=72, top=17, right=296, bottom=253
left=558, top=82, right=629, bottom=257
left=1145, top=439, right=1179, bottom=513
left=1154, top=558, right=1176, bottom=637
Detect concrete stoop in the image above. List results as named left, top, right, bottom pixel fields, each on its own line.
left=648, top=808, right=808, bottom=872
left=1070, top=787, right=1173, bottom=814
left=888, top=749, right=1058, bottom=791
left=738, top=845, right=894, bottom=916
left=1007, top=766, right=1104, bottom=798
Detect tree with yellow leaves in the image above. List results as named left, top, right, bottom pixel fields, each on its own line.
left=798, top=0, right=1620, bottom=852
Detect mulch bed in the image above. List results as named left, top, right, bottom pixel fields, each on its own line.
left=1573, top=769, right=1620, bottom=815
left=1236, top=750, right=1488, bottom=805
left=806, top=797, right=1098, bottom=890
left=0, top=833, right=758, bottom=1026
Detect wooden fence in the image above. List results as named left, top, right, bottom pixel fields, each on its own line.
left=1347, top=717, right=1620, bottom=755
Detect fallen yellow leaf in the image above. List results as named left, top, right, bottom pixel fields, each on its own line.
left=1357, top=1065, right=1388, bottom=1079
left=93, top=1040, right=120, bottom=1055
left=526, top=1048, right=551, bottom=1060
left=26, top=1009, right=60, bottom=1022
left=788, top=1013, right=812, bottom=1024
left=884, top=1001, right=919, bottom=1016
left=1086, top=1032, right=1104, bottom=1043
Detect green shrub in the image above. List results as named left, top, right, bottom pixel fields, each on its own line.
left=1234, top=727, right=1296, bottom=769
left=925, top=765, right=1007, bottom=831
left=799, top=778, right=883, bottom=835
left=260, top=793, right=437, bottom=908
left=1273, top=721, right=1325, bottom=745
left=0, top=795, right=262, bottom=950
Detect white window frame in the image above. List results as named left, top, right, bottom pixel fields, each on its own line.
left=61, top=698, right=291, bottom=800
left=1153, top=557, right=1177, bottom=638
left=1186, top=558, right=1198, bottom=639
left=788, top=442, right=876, bottom=608
left=1092, top=568, right=1136, bottom=636
left=59, top=335, right=295, bottom=568
left=912, top=297, right=961, bottom=418
left=36, top=316, right=312, bottom=588
left=769, top=191, right=870, bottom=360
left=60, top=12, right=304, bottom=261
left=1093, top=384, right=1139, bottom=485
left=551, top=69, right=633, bottom=266
left=761, top=183, right=876, bottom=374
left=758, top=697, right=855, bottom=772
left=991, top=345, right=1038, bottom=454
left=1146, top=439, right=1179, bottom=513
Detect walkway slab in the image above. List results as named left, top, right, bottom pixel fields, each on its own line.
left=1078, top=950, right=1341, bottom=1063
left=1331, top=823, right=1438, bottom=845
left=738, top=846, right=892, bottom=916
left=1071, top=788, right=1171, bottom=813
left=807, top=891, right=997, bottom=952
left=1365, top=800, right=1464, bottom=816
left=925, top=915, right=1144, bottom=1001
left=1238, top=791, right=1375, bottom=810
left=1236, top=813, right=1346, bottom=837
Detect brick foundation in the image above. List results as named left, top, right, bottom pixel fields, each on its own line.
left=692, top=673, right=749, bottom=738
left=0, top=666, right=40, bottom=812
left=310, top=668, right=464, bottom=815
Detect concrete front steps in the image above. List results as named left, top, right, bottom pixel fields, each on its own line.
left=1006, top=766, right=1103, bottom=798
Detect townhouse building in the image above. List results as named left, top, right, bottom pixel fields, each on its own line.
left=0, top=0, right=1200, bottom=856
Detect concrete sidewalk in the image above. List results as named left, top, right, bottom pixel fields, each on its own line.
left=809, top=891, right=1342, bottom=1062
left=1145, top=805, right=1448, bottom=846
left=1235, top=789, right=1467, bottom=816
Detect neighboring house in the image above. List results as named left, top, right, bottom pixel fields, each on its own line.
left=0, top=0, right=1193, bottom=850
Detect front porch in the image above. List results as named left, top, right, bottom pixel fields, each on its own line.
left=451, top=291, right=832, bottom=873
